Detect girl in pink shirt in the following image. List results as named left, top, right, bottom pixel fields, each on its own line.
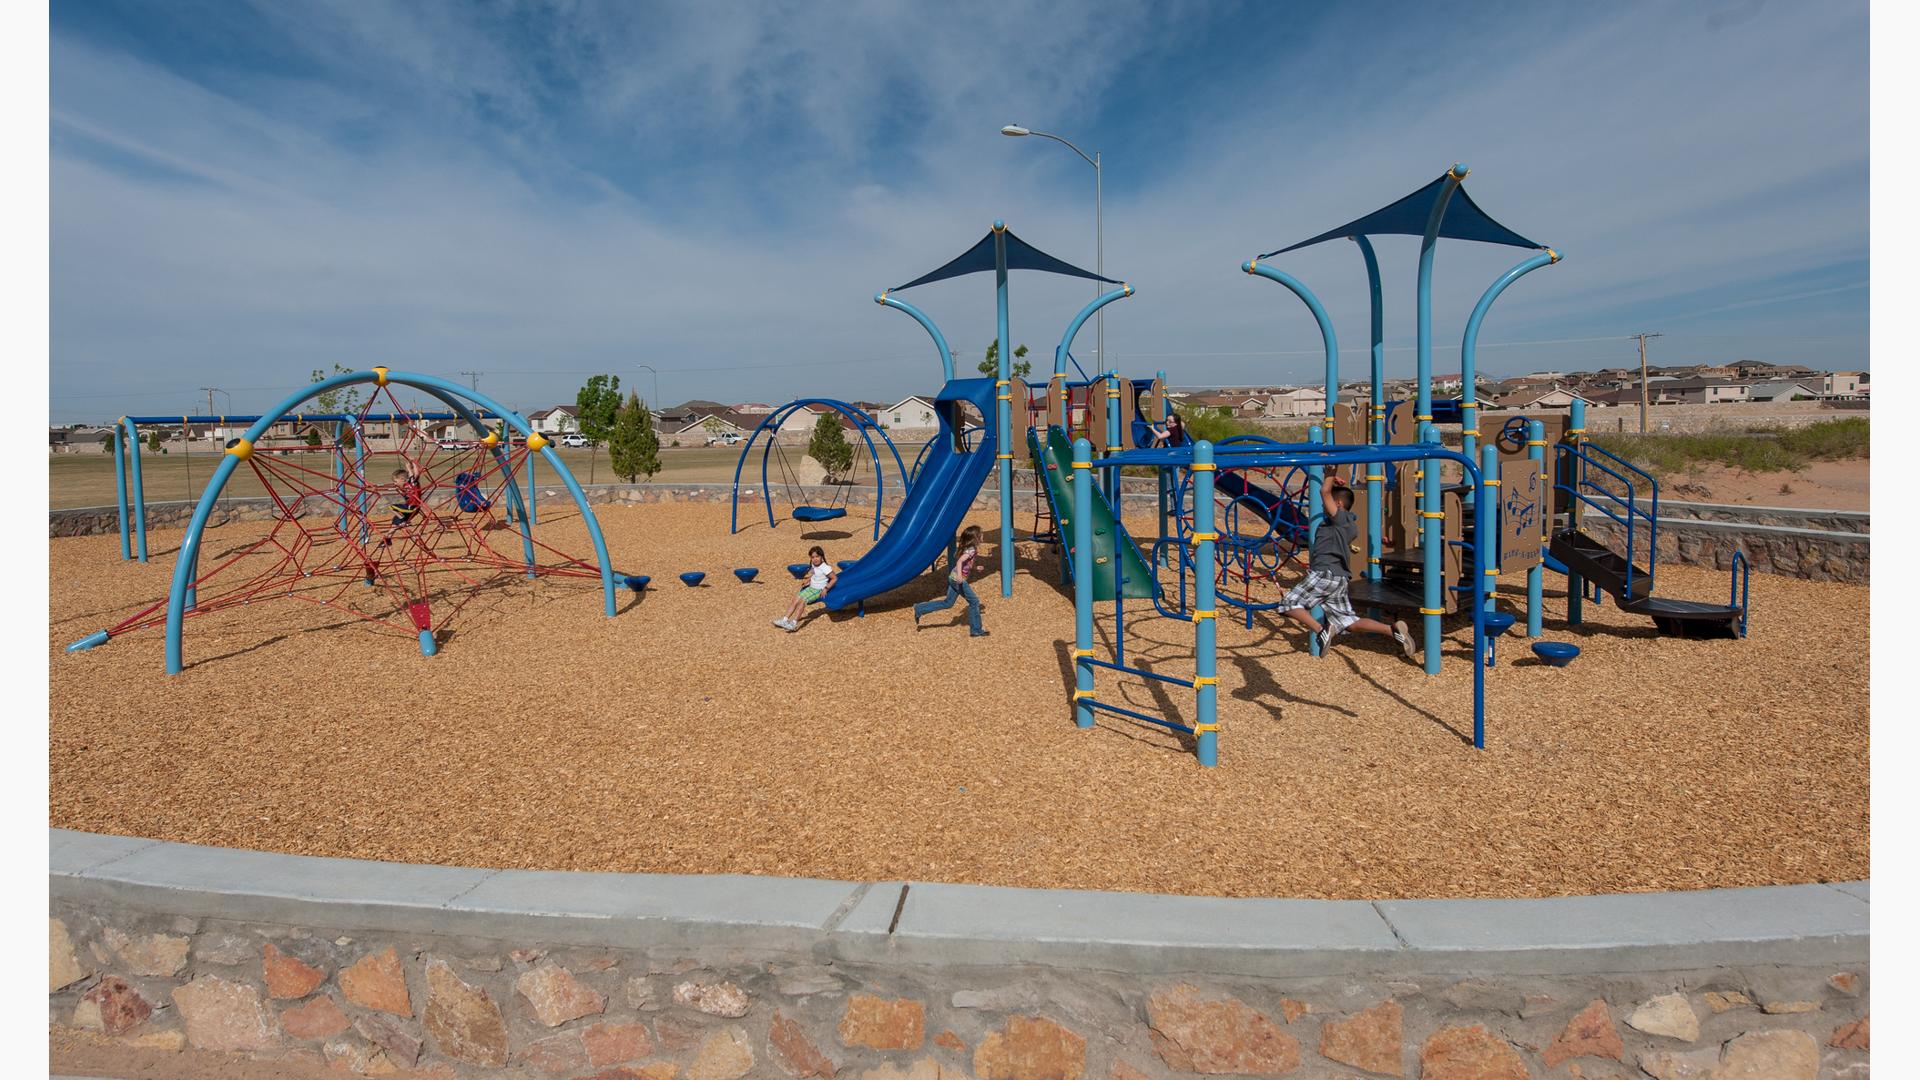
left=913, top=525, right=987, bottom=637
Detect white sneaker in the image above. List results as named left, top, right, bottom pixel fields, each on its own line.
left=784, top=619, right=799, bottom=632
left=773, top=618, right=788, bottom=629
left=1392, top=620, right=1419, bottom=662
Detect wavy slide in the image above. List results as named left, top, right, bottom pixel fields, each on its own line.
left=823, top=378, right=999, bottom=611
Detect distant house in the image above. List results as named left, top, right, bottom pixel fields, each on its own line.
left=1586, top=386, right=1685, bottom=408
left=1265, top=387, right=1327, bottom=418
left=1655, top=379, right=1753, bottom=404
left=1747, top=380, right=1825, bottom=403
left=527, top=406, right=579, bottom=435
left=733, top=402, right=776, bottom=415
left=49, top=426, right=117, bottom=454
left=1823, top=371, right=1868, bottom=397
left=881, top=396, right=940, bottom=434
left=1489, top=385, right=1595, bottom=410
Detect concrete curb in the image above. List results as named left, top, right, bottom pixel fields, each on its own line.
left=51, top=829, right=1868, bottom=977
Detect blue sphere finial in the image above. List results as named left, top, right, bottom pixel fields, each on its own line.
left=993, top=218, right=1005, bottom=230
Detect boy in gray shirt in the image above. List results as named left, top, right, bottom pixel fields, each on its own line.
left=1280, top=472, right=1419, bottom=661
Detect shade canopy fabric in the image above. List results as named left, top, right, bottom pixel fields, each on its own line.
left=892, top=227, right=1120, bottom=292
left=1260, top=174, right=1544, bottom=258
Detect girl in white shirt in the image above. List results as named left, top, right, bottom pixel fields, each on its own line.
left=775, top=545, right=836, bottom=631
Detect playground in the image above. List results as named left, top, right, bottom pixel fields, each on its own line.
left=47, top=168, right=1868, bottom=900
left=49, top=497, right=1865, bottom=900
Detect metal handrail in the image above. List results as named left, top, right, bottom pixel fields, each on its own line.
left=1556, top=442, right=1659, bottom=596
left=1730, top=550, right=1752, bottom=637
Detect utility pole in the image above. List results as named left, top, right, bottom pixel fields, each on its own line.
left=1631, top=332, right=1663, bottom=434
left=459, top=371, right=482, bottom=391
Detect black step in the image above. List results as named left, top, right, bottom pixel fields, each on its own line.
left=1618, top=595, right=1743, bottom=639
left=1548, top=529, right=1653, bottom=602
left=1346, top=576, right=1432, bottom=614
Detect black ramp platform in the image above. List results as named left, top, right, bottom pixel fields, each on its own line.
left=1618, top=595, right=1743, bottom=639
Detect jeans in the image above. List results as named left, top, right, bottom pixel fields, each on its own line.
left=914, top=579, right=983, bottom=634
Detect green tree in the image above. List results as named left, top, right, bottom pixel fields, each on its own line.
left=609, top=391, right=661, bottom=482
left=309, top=364, right=364, bottom=415
left=808, top=412, right=856, bottom=483
left=304, top=427, right=322, bottom=448
left=147, top=428, right=164, bottom=453
left=574, top=374, right=622, bottom=483
left=978, top=341, right=1031, bottom=380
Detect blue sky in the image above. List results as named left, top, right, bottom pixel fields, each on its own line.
left=49, top=0, right=1868, bottom=421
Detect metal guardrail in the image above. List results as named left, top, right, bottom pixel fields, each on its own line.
left=1557, top=441, right=1659, bottom=597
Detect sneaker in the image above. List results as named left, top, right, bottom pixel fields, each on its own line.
left=1315, top=627, right=1335, bottom=656
left=971, top=630, right=991, bottom=638
left=773, top=617, right=788, bottom=629
left=1392, top=620, right=1419, bottom=661
left=785, top=620, right=800, bottom=633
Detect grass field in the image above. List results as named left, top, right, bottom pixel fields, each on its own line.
left=48, top=443, right=915, bottom=510
left=1588, top=417, right=1869, bottom=477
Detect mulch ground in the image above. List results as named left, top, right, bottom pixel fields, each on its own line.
left=48, top=501, right=1867, bottom=899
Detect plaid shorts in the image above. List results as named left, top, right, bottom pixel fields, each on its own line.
left=799, top=586, right=824, bottom=603
left=1280, top=569, right=1358, bottom=636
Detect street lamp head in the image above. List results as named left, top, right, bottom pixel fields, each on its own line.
left=1000, top=124, right=1030, bottom=137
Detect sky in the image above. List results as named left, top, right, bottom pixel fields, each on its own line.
left=48, top=0, right=1869, bottom=422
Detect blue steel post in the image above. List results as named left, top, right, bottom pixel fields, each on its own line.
left=1527, top=419, right=1546, bottom=636
left=1460, top=248, right=1560, bottom=500
left=876, top=292, right=956, bottom=383
left=1471, top=453, right=1489, bottom=749
left=527, top=449, right=538, bottom=525
left=1192, top=441, right=1219, bottom=768
left=1566, top=398, right=1587, bottom=625
left=1155, top=368, right=1169, bottom=558
left=1305, top=427, right=1326, bottom=657
left=994, top=221, right=1014, bottom=597
left=1415, top=165, right=1468, bottom=431
left=1356, top=237, right=1386, bottom=582
left=113, top=419, right=131, bottom=561
left=1481, top=444, right=1500, bottom=613
left=1072, top=437, right=1095, bottom=729
left=1104, top=370, right=1122, bottom=507
left=164, top=452, right=245, bottom=674
left=1420, top=422, right=1444, bottom=674
left=123, top=417, right=148, bottom=562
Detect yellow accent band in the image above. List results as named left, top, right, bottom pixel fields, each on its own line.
left=996, top=379, right=1010, bottom=387
left=525, top=432, right=550, bottom=451
left=1461, top=429, right=1481, bottom=437
left=1193, top=676, right=1219, bottom=687
left=1071, top=459, right=1092, bottom=470
left=1106, top=445, right=1121, bottom=453
left=1193, top=722, right=1220, bottom=734
left=1191, top=609, right=1216, bottom=622
left=1421, top=511, right=1445, bottom=519
left=227, top=438, right=254, bottom=460
left=1415, top=414, right=1432, bottom=422
left=1568, top=427, right=1587, bottom=435
left=1051, top=372, right=1067, bottom=381
left=1546, top=247, right=1561, bottom=262
left=1484, top=478, right=1502, bottom=487
left=1190, top=462, right=1216, bottom=472
left=996, top=453, right=1013, bottom=460
left=372, top=366, right=390, bottom=386
left=1072, top=648, right=1094, bottom=659
left=1072, top=689, right=1093, bottom=700
left=1527, top=439, right=1547, bottom=447
left=1485, top=569, right=1499, bottom=576
left=1368, top=557, right=1381, bottom=564
left=1107, top=388, right=1120, bottom=398
left=1365, top=474, right=1386, bottom=482
left=1189, top=532, right=1219, bottom=544
left=1419, top=607, right=1446, bottom=615
left=1248, top=256, right=1258, bottom=272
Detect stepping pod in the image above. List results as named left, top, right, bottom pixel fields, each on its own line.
left=733, top=568, right=759, bottom=583
left=1531, top=641, right=1580, bottom=668
left=679, top=572, right=706, bottom=587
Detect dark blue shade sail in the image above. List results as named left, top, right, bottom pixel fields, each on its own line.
left=1260, top=174, right=1544, bottom=258
left=892, top=227, right=1121, bottom=292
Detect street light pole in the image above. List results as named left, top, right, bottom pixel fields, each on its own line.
left=1002, top=124, right=1104, bottom=368
left=634, top=364, right=660, bottom=410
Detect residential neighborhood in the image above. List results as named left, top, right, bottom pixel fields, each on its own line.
left=50, top=362, right=1867, bottom=454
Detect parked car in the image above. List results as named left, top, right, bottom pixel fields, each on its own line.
left=558, top=433, right=591, bottom=448
left=706, top=433, right=742, bottom=446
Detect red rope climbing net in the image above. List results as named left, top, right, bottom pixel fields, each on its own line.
left=104, top=385, right=607, bottom=646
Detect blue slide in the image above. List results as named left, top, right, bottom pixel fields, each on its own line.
left=824, top=378, right=998, bottom=611
left=1215, top=470, right=1309, bottom=539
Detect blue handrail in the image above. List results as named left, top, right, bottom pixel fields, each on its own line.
left=1556, top=441, right=1659, bottom=597
left=1729, top=550, right=1752, bottom=637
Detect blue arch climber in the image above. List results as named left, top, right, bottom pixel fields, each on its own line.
left=152, top=368, right=622, bottom=673
left=728, top=399, right=909, bottom=540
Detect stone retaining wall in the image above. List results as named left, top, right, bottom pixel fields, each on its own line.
left=1585, top=516, right=1869, bottom=584
left=51, top=832, right=1870, bottom=1080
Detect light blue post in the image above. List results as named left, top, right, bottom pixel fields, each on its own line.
left=1471, top=453, right=1489, bottom=749
left=1072, top=437, right=1095, bottom=729
left=1155, top=368, right=1169, bottom=558
left=1193, top=440, right=1219, bottom=767
left=1415, top=165, right=1468, bottom=431
left=123, top=417, right=148, bottom=562
left=1305, top=427, right=1326, bottom=657
left=113, top=419, right=131, bottom=561
left=527, top=449, right=538, bottom=526
left=1567, top=398, right=1587, bottom=625
left=1420, top=422, right=1444, bottom=674
left=1356, top=237, right=1385, bottom=582
left=1460, top=248, right=1560, bottom=502
left=1527, top=419, right=1546, bottom=636
left=1103, top=370, right=1122, bottom=507
left=1481, top=444, right=1500, bottom=613
left=994, top=221, right=1014, bottom=597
